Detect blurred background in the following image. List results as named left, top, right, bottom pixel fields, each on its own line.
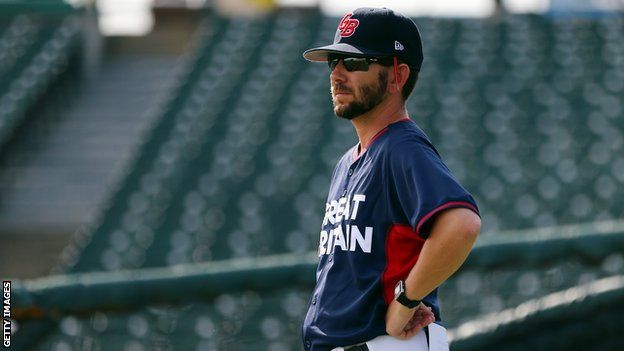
left=1, top=0, right=623, bottom=350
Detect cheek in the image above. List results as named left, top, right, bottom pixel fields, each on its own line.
left=352, top=82, right=366, bottom=99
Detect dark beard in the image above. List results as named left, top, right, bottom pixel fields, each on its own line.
left=334, top=71, right=388, bottom=120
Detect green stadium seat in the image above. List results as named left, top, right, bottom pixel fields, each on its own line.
left=38, top=13, right=622, bottom=349
left=6, top=10, right=619, bottom=351
left=0, top=15, right=80, bottom=150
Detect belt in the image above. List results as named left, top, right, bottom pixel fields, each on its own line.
left=343, top=344, right=369, bottom=351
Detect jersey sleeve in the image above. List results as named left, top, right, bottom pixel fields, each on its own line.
left=387, top=137, right=479, bottom=238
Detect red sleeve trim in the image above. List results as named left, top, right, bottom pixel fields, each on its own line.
left=415, top=201, right=479, bottom=236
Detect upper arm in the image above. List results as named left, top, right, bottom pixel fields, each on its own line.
left=387, top=139, right=480, bottom=238
left=429, top=207, right=481, bottom=243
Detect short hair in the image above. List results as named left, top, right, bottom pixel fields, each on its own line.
left=377, top=59, right=418, bottom=101
left=401, top=67, right=418, bottom=101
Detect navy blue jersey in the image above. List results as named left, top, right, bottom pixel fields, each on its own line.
left=302, top=118, right=479, bottom=351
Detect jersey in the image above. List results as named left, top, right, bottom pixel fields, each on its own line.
left=301, top=118, right=479, bottom=351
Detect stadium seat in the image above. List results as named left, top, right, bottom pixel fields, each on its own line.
left=55, top=12, right=624, bottom=274
left=17, top=10, right=622, bottom=351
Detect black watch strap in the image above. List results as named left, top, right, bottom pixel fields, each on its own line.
left=394, top=280, right=421, bottom=309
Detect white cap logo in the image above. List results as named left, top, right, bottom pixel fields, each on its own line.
left=394, top=41, right=404, bottom=51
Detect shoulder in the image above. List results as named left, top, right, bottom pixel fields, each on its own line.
left=381, top=120, right=441, bottom=165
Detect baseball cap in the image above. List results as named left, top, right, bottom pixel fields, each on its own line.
left=303, top=7, right=424, bottom=71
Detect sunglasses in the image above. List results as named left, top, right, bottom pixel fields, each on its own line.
left=327, top=55, right=393, bottom=72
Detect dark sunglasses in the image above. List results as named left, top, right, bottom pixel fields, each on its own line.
left=327, top=55, right=393, bottom=72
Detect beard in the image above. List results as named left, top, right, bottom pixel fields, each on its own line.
left=332, top=70, right=388, bottom=120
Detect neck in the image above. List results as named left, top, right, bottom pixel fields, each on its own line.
left=351, top=97, right=408, bottom=150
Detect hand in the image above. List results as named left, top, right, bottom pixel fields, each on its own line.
left=385, top=301, right=436, bottom=340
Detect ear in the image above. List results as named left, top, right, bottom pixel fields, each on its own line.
left=392, top=63, right=411, bottom=95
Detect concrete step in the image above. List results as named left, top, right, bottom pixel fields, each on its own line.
left=0, top=52, right=180, bottom=231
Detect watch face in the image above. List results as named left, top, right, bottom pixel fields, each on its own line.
left=394, top=280, right=404, bottom=299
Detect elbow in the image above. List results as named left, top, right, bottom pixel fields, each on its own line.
left=452, top=209, right=481, bottom=244
left=464, top=212, right=481, bottom=243
left=430, top=207, right=481, bottom=244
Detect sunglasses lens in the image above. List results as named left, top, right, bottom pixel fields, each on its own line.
left=328, top=58, right=340, bottom=71
left=343, top=58, right=369, bottom=72
left=327, top=56, right=375, bottom=72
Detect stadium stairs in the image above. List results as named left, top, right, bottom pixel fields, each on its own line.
left=0, top=9, right=196, bottom=279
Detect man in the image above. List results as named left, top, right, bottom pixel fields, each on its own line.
left=300, top=7, right=481, bottom=351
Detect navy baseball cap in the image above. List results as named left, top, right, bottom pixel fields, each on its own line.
left=303, top=7, right=424, bottom=71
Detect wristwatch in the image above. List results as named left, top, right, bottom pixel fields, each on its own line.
left=394, top=280, right=421, bottom=308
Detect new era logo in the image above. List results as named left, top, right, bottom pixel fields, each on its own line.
left=395, top=41, right=404, bottom=51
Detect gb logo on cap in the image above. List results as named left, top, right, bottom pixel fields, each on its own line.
left=337, top=13, right=359, bottom=37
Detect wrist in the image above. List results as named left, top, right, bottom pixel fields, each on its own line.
left=406, top=289, right=424, bottom=302
left=394, top=280, right=421, bottom=309
left=402, top=279, right=426, bottom=301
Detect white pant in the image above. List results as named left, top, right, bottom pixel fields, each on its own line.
left=332, top=323, right=449, bottom=351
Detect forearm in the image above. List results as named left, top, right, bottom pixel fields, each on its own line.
left=405, top=208, right=481, bottom=300
left=385, top=208, right=480, bottom=337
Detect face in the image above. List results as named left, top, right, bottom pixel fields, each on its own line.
left=330, top=57, right=389, bottom=120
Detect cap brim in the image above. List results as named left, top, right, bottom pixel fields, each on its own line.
left=303, top=43, right=388, bottom=62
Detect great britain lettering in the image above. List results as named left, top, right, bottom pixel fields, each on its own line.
left=319, top=194, right=372, bottom=255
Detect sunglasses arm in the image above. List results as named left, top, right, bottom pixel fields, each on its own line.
left=393, top=56, right=400, bottom=93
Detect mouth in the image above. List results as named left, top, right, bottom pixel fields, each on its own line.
left=332, top=92, right=352, bottom=105
left=332, top=84, right=352, bottom=97
left=332, top=88, right=352, bottom=97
